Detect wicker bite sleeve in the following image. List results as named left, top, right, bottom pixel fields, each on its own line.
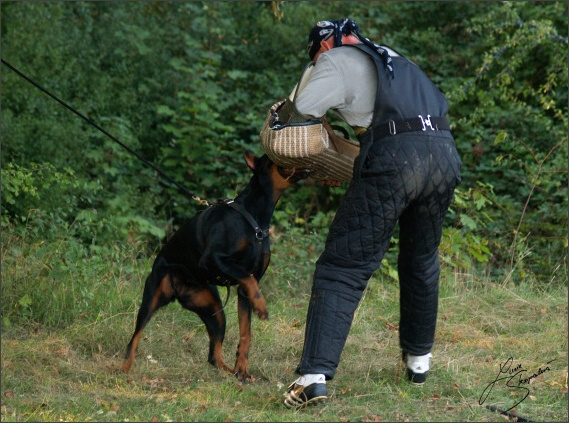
left=259, top=100, right=360, bottom=182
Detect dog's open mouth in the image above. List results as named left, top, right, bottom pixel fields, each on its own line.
left=278, top=167, right=311, bottom=182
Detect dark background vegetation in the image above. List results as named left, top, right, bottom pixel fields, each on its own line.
left=1, top=1, right=567, bottom=328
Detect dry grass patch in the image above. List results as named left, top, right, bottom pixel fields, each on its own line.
left=2, top=265, right=567, bottom=422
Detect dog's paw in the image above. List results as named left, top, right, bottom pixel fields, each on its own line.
left=239, top=375, right=257, bottom=384
left=255, top=309, right=269, bottom=320
left=233, top=368, right=251, bottom=383
left=121, top=359, right=133, bottom=373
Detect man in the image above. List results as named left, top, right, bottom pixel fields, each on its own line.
left=282, top=19, right=462, bottom=408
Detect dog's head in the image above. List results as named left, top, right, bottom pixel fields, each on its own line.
left=244, top=151, right=310, bottom=191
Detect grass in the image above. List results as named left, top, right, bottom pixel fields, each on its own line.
left=1, top=231, right=568, bottom=422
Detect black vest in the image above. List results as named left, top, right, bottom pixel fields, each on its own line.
left=346, top=44, right=449, bottom=130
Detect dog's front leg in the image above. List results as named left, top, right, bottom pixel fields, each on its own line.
left=233, top=286, right=252, bottom=382
left=237, top=275, right=268, bottom=320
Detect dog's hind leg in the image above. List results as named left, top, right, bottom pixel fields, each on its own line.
left=233, top=286, right=253, bottom=382
left=179, top=284, right=232, bottom=374
left=121, top=259, right=175, bottom=373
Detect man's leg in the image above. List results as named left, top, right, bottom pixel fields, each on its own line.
left=397, top=137, right=461, bottom=381
left=285, top=140, right=406, bottom=409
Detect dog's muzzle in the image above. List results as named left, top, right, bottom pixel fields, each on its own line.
left=278, top=167, right=311, bottom=182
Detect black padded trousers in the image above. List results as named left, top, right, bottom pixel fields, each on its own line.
left=296, top=131, right=462, bottom=380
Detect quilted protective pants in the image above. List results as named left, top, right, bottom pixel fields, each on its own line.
left=296, top=131, right=461, bottom=380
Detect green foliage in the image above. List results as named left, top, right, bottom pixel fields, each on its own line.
left=1, top=162, right=94, bottom=231
left=441, top=184, right=495, bottom=269
left=448, top=4, right=568, bottom=282
left=1, top=1, right=567, bottom=285
left=1, top=213, right=151, bottom=328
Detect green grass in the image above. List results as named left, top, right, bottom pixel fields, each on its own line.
left=1, top=232, right=567, bottom=422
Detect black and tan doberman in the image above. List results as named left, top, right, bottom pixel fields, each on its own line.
left=121, top=152, right=308, bottom=382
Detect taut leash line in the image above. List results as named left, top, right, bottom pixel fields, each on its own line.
left=1, top=58, right=208, bottom=205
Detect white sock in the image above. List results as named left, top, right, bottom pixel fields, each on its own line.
left=296, top=373, right=326, bottom=385
left=406, top=353, right=433, bottom=373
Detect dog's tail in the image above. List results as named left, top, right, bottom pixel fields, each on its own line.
left=152, top=256, right=170, bottom=279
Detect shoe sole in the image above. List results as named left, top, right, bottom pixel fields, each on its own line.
left=284, top=381, right=328, bottom=409
left=284, top=395, right=327, bottom=409
left=406, top=368, right=429, bottom=385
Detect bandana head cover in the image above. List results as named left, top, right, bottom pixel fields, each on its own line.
left=307, top=18, right=394, bottom=79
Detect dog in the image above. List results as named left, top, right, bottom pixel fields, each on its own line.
left=121, top=152, right=309, bottom=382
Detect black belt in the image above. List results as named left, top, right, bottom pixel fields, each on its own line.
left=374, top=115, right=450, bottom=139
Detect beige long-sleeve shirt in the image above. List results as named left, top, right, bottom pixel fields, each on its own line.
left=294, top=45, right=399, bottom=129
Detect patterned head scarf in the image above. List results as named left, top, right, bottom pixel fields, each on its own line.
left=307, top=18, right=394, bottom=79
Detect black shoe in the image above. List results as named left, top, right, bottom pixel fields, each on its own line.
left=402, top=352, right=432, bottom=386
left=283, top=381, right=328, bottom=408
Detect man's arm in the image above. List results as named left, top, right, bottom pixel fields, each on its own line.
left=293, top=54, right=346, bottom=119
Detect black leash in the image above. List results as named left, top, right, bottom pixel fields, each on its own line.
left=1, top=58, right=209, bottom=206
left=485, top=404, right=533, bottom=422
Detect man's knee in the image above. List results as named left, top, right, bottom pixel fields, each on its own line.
left=313, top=255, right=377, bottom=295
left=398, top=248, right=440, bottom=287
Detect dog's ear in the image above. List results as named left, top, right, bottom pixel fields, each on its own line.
left=244, top=151, right=257, bottom=171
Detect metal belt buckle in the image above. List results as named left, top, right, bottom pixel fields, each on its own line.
left=388, top=120, right=397, bottom=135
left=418, top=114, right=435, bottom=131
